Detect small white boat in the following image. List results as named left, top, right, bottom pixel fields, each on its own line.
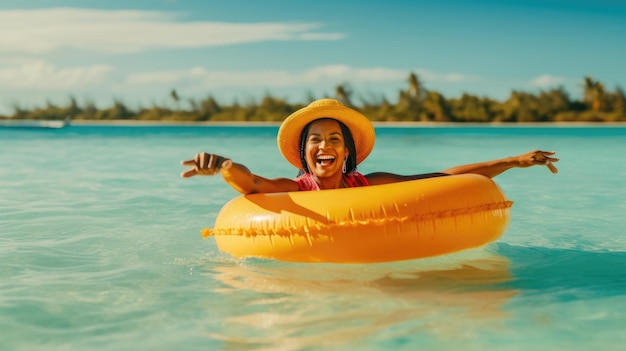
left=0, top=119, right=69, bottom=129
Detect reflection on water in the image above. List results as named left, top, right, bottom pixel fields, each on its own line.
left=205, top=248, right=518, bottom=350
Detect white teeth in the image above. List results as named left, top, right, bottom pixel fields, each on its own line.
left=316, top=155, right=335, bottom=165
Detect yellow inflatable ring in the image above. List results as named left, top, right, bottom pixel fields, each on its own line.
left=203, top=174, right=513, bottom=263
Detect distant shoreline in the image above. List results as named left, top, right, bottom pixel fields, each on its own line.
left=66, top=120, right=626, bottom=127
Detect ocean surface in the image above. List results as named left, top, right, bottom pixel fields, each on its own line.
left=1, top=123, right=625, bottom=351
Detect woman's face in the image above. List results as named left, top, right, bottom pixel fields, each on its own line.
left=304, top=119, right=350, bottom=178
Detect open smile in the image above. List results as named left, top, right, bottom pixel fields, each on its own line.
left=316, top=155, right=336, bottom=166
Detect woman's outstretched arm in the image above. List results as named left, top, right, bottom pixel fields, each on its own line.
left=181, top=153, right=299, bottom=194
left=366, top=150, right=559, bottom=185
left=442, top=150, right=558, bottom=178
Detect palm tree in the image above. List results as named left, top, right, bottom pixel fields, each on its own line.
left=170, top=89, right=180, bottom=110
left=583, top=76, right=605, bottom=111
left=200, top=96, right=221, bottom=119
left=611, top=87, right=625, bottom=117
left=408, top=72, right=424, bottom=101
left=335, top=84, right=354, bottom=107
left=423, top=91, right=450, bottom=122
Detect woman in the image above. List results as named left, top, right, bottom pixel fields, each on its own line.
left=181, top=99, right=559, bottom=194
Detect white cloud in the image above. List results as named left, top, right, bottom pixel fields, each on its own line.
left=0, top=8, right=344, bottom=55
left=125, top=65, right=473, bottom=88
left=0, top=57, right=477, bottom=99
left=530, top=74, right=567, bottom=88
left=0, top=59, right=114, bottom=89
left=414, top=69, right=476, bottom=83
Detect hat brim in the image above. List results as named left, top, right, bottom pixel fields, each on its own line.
left=277, top=99, right=375, bottom=169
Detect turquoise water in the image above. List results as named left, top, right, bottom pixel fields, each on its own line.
left=1, top=124, right=625, bottom=351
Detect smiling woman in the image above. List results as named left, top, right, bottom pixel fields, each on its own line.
left=293, top=118, right=368, bottom=190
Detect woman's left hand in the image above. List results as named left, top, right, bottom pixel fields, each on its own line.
left=517, top=150, right=559, bottom=173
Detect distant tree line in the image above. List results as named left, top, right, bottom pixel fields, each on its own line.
left=2, top=74, right=625, bottom=123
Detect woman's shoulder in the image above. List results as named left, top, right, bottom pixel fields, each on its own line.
left=344, top=171, right=369, bottom=187
left=294, top=173, right=319, bottom=191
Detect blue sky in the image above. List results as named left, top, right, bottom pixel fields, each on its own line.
left=1, top=0, right=625, bottom=114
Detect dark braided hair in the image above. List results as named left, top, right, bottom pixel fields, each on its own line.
left=297, top=118, right=357, bottom=176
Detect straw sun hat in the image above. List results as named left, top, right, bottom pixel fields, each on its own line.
left=277, top=99, right=375, bottom=169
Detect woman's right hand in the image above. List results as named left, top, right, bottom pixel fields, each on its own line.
left=180, top=153, right=232, bottom=178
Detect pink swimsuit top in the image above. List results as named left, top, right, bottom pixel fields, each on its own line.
left=294, top=172, right=370, bottom=191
